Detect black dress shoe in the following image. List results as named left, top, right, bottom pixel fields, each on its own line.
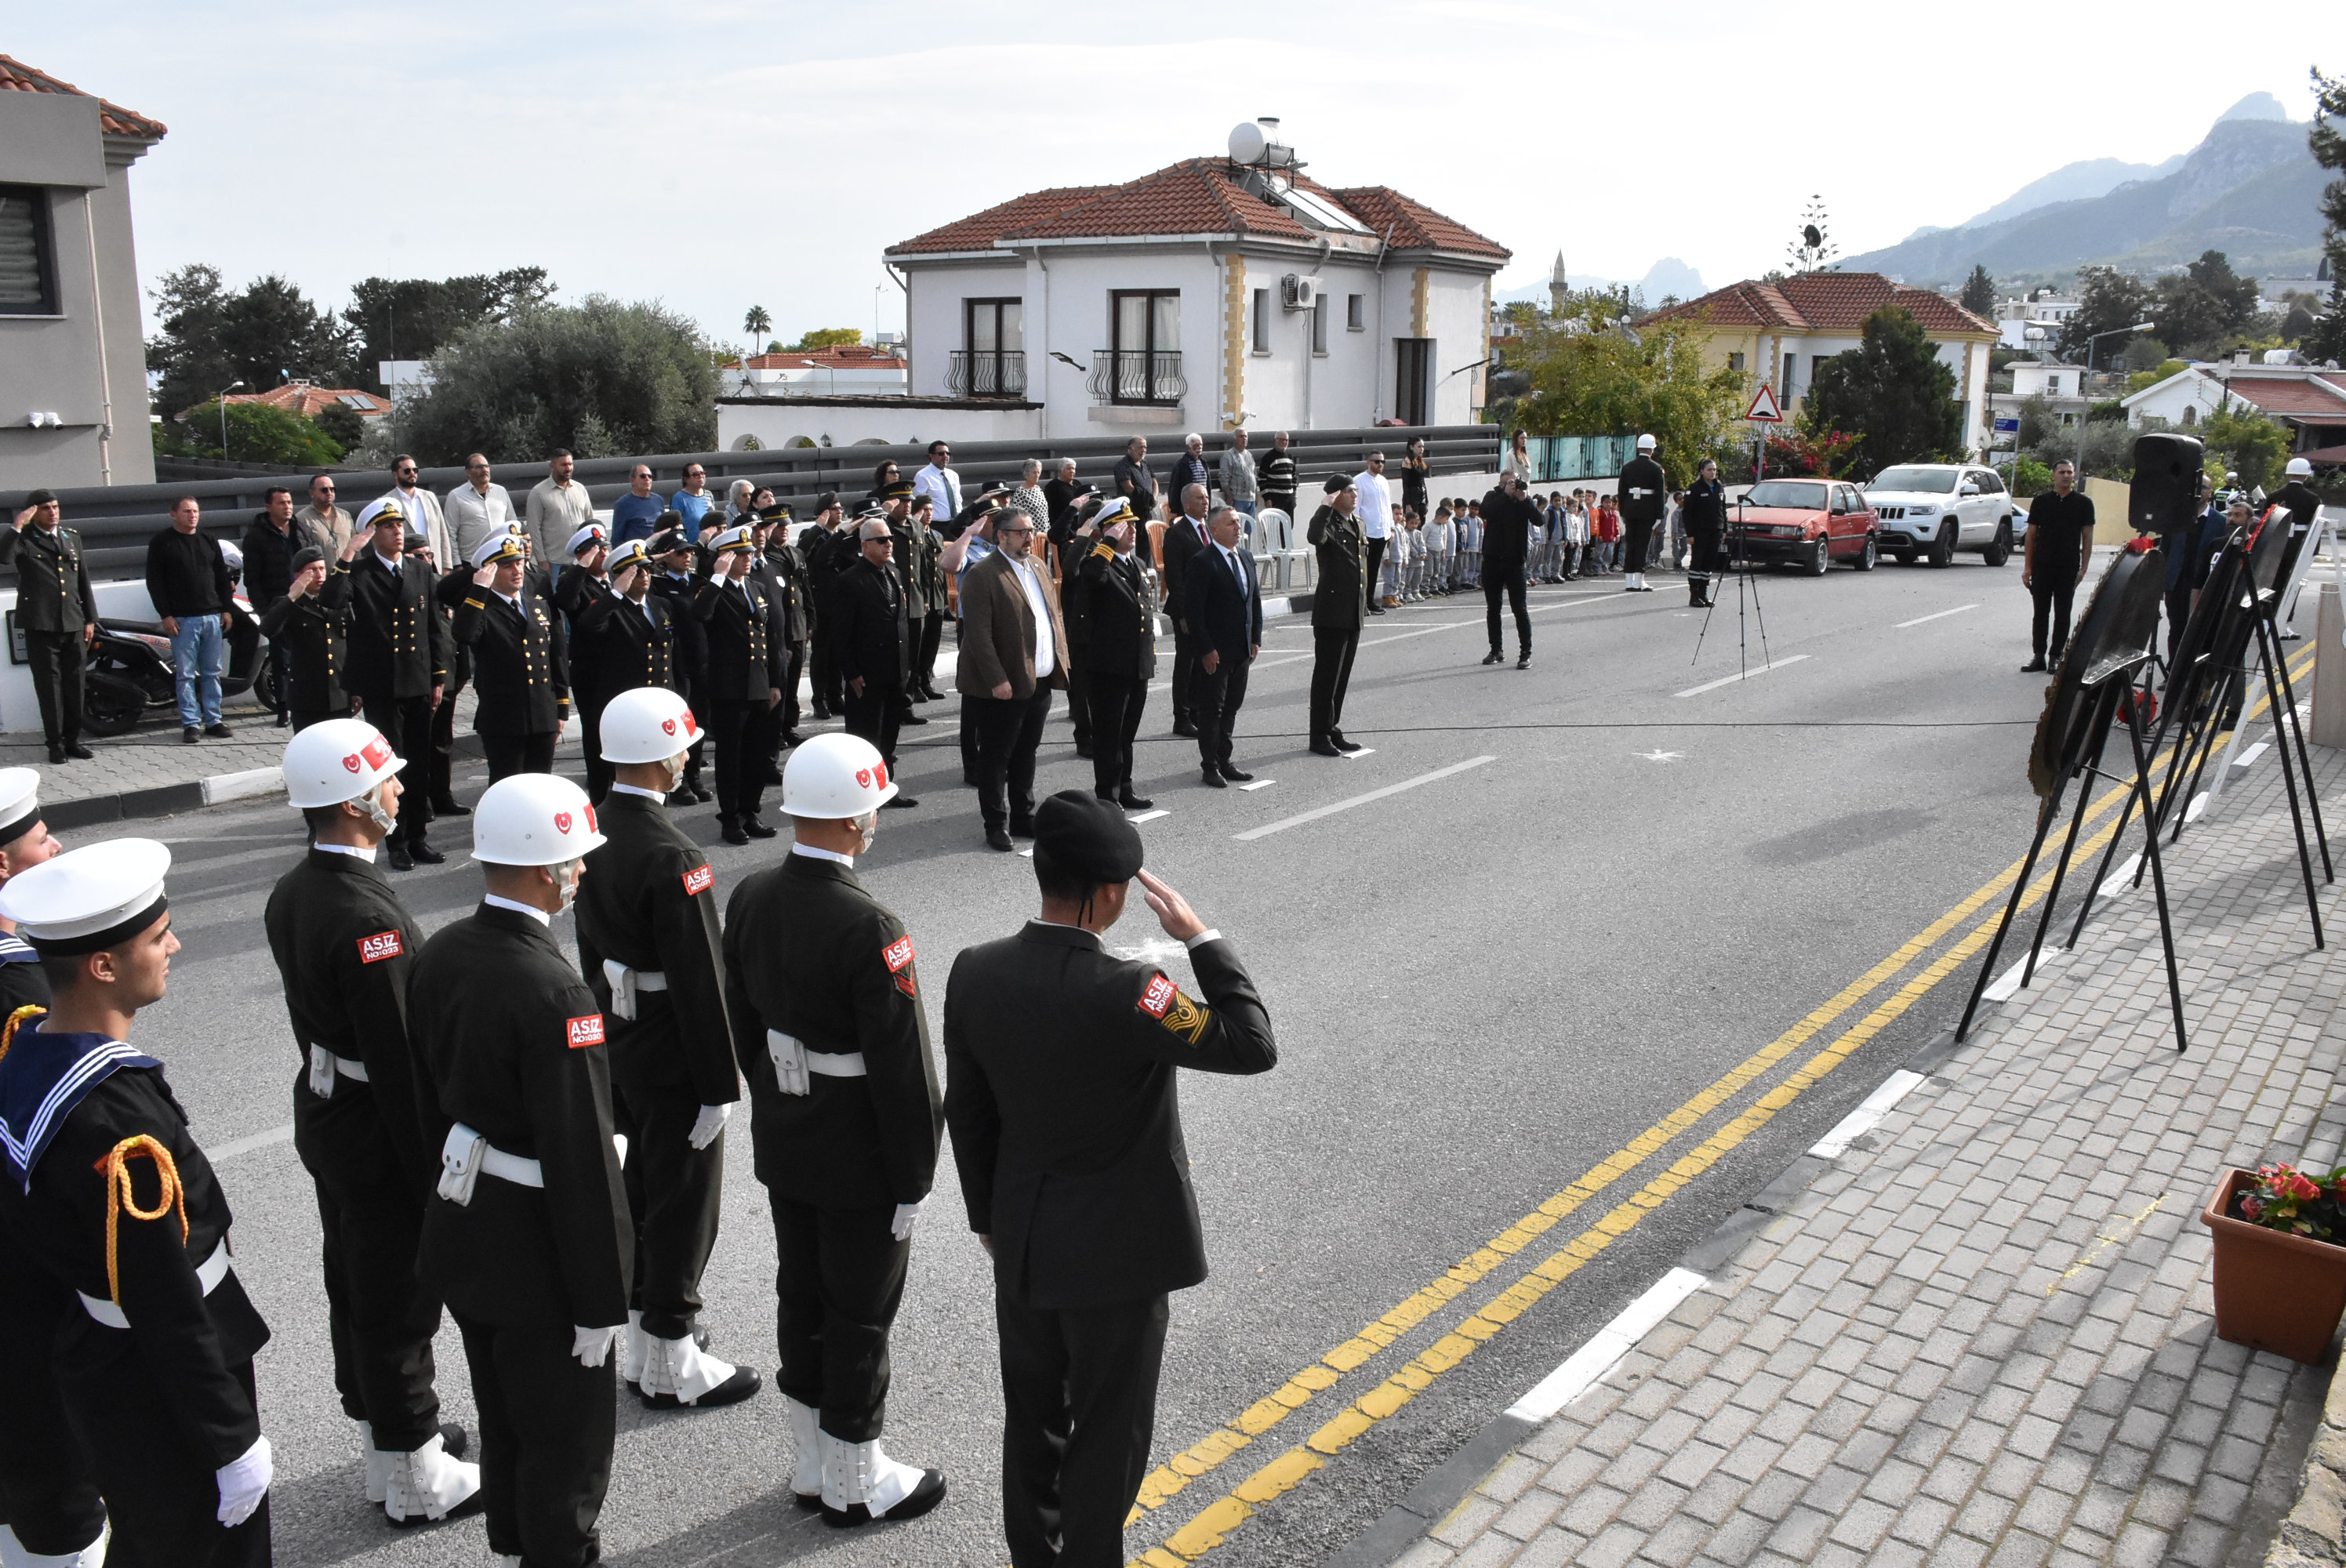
left=1200, top=769, right=1226, bottom=789
left=690, top=784, right=713, bottom=804
left=1075, top=745, right=1095, bottom=759
left=1517, top=652, right=1532, bottom=670
left=882, top=794, right=918, bottom=809
left=1008, top=817, right=1035, bottom=838
left=811, top=705, right=832, bottom=721
left=274, top=712, right=292, bottom=728
left=923, top=685, right=946, bottom=702
left=639, top=1363, right=763, bottom=1411
left=1172, top=721, right=1200, bottom=739
left=2021, top=659, right=2048, bottom=673
left=205, top=724, right=234, bottom=739
left=388, top=843, right=415, bottom=872
left=1218, top=764, right=1254, bottom=782
left=899, top=712, right=928, bottom=726
left=986, top=826, right=1014, bottom=851
left=430, top=797, right=471, bottom=816
left=47, top=746, right=64, bottom=764
left=1117, top=789, right=1154, bottom=811
left=407, top=841, right=447, bottom=865
left=438, top=1423, right=468, bottom=1458
left=1311, top=739, right=1343, bottom=757
left=64, top=744, right=93, bottom=760
left=742, top=818, right=778, bottom=840
left=183, top=726, right=201, bottom=744
left=780, top=731, right=805, bottom=747
left=722, top=823, right=750, bottom=846
left=1335, top=737, right=1364, bottom=753
left=823, top=1465, right=946, bottom=1528
left=667, top=789, right=695, bottom=808
left=1481, top=650, right=1504, bottom=666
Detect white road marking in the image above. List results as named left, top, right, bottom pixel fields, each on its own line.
left=2098, top=855, right=2141, bottom=898
left=1983, top=947, right=2061, bottom=1004
left=1675, top=655, right=1810, bottom=699
left=1895, top=603, right=1981, bottom=629
left=1128, top=809, right=1171, bottom=823
left=1338, top=747, right=1376, bottom=760
left=1637, top=750, right=1684, bottom=764
left=2232, top=741, right=2269, bottom=769
left=1810, top=1070, right=1927, bottom=1158
left=211, top=1123, right=294, bottom=1162
left=1505, top=1268, right=1709, bottom=1423
left=1233, top=757, right=1495, bottom=842
left=1237, top=779, right=1276, bottom=792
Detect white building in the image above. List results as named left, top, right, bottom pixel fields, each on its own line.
left=719, top=346, right=908, bottom=398
left=2120, top=359, right=2346, bottom=456
left=1994, top=290, right=2081, bottom=351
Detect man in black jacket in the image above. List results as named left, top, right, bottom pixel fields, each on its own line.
left=804, top=494, right=852, bottom=720
left=761, top=504, right=813, bottom=744
left=1077, top=502, right=1157, bottom=808
left=0, top=490, right=97, bottom=762
left=343, top=500, right=449, bottom=869
left=945, top=793, right=1276, bottom=1568
left=1306, top=475, right=1368, bottom=757
left=242, top=486, right=318, bottom=726
left=1682, top=461, right=1728, bottom=608
left=1478, top=476, right=1539, bottom=668
left=695, top=527, right=786, bottom=844
left=723, top=732, right=947, bottom=1526
left=831, top=519, right=914, bottom=793
left=1182, top=507, right=1262, bottom=788
left=146, top=496, right=240, bottom=742
left=447, top=533, right=568, bottom=783
left=647, top=531, right=710, bottom=804
left=573, top=540, right=681, bottom=802
left=1160, top=484, right=1215, bottom=735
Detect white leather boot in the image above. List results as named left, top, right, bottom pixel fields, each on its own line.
left=638, top=1332, right=759, bottom=1408
left=622, top=1309, right=648, bottom=1388
left=785, top=1396, right=823, bottom=1507
left=357, top=1419, right=392, bottom=1504
left=0, top=1520, right=108, bottom=1566
left=381, top=1432, right=482, bottom=1524
left=819, top=1432, right=946, bottom=1526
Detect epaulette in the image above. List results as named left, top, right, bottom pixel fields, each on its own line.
left=1089, top=543, right=1117, bottom=562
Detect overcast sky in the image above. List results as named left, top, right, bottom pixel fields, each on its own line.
left=16, top=1, right=2326, bottom=355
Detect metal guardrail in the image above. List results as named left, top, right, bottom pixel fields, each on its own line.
left=5, top=425, right=1500, bottom=581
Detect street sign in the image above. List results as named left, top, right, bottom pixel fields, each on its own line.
left=1994, top=416, right=2020, bottom=433
left=1745, top=386, right=1784, bottom=423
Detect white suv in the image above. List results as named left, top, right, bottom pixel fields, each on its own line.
left=1863, top=463, right=2021, bottom=568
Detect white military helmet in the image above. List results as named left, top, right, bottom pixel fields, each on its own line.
left=599, top=688, right=700, bottom=765
left=471, top=773, right=608, bottom=865
left=1636, top=433, right=1657, bottom=451
left=2287, top=456, right=2314, bottom=478
left=282, top=719, right=405, bottom=809
left=781, top=732, right=898, bottom=818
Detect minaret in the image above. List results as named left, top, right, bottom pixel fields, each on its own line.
left=1549, top=251, right=1569, bottom=314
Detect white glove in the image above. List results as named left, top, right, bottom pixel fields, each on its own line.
left=688, top=1102, right=732, bottom=1150
left=572, top=1323, right=619, bottom=1367
left=216, top=1434, right=272, bottom=1526
left=891, top=1198, right=925, bottom=1241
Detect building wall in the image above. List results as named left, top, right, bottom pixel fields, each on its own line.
left=902, top=257, right=1026, bottom=397
left=717, top=398, right=1042, bottom=451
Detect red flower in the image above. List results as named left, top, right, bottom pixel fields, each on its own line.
left=2287, top=1172, right=2322, bottom=1202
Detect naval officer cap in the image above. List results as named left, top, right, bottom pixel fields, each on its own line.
left=357, top=497, right=407, bottom=531
left=470, top=532, right=526, bottom=569
left=0, top=838, right=172, bottom=956
left=712, top=524, right=757, bottom=555
left=608, top=539, right=652, bottom=574
left=648, top=527, right=692, bottom=557
left=566, top=522, right=608, bottom=556
left=0, top=768, right=43, bottom=848
left=1030, top=790, right=1144, bottom=884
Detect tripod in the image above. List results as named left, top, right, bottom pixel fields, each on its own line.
left=1690, top=492, right=1772, bottom=680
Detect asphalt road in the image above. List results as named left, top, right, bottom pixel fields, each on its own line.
left=129, top=548, right=2083, bottom=1567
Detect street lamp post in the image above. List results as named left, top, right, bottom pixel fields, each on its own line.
left=2073, top=323, right=2154, bottom=477
left=217, top=379, right=247, bottom=461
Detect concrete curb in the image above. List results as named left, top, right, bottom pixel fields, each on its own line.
left=42, top=735, right=489, bottom=831
left=2266, top=1351, right=2346, bottom=1565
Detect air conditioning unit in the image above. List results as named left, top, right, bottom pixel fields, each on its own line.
left=1280, top=274, right=1321, bottom=311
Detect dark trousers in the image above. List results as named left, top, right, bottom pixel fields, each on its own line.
left=842, top=681, right=902, bottom=771
left=1624, top=517, right=1654, bottom=573
left=1170, top=630, right=1200, bottom=730
left=292, top=709, right=342, bottom=732
left=0, top=1243, right=104, bottom=1559
left=581, top=696, right=612, bottom=803
left=916, top=615, right=944, bottom=689
left=1365, top=536, right=1389, bottom=604
left=267, top=639, right=294, bottom=720
left=454, top=1312, right=614, bottom=1568
left=709, top=697, right=775, bottom=826
left=2032, top=573, right=2079, bottom=662
left=62, top=1353, right=269, bottom=1567
left=810, top=622, right=843, bottom=713
left=1484, top=564, right=1531, bottom=653
left=428, top=652, right=464, bottom=801
left=482, top=730, right=557, bottom=784
left=1065, top=660, right=1092, bottom=747
left=996, top=1291, right=1169, bottom=1568
left=1086, top=673, right=1146, bottom=796
left=768, top=1197, right=910, bottom=1442
left=1309, top=628, right=1359, bottom=741
left=973, top=686, right=1053, bottom=829
left=1688, top=528, right=1724, bottom=601
left=311, top=1161, right=442, bottom=1450
left=613, top=1080, right=724, bottom=1340
left=361, top=693, right=435, bottom=845
left=2166, top=583, right=2195, bottom=666
left=961, top=695, right=980, bottom=785
left=782, top=644, right=806, bottom=735
left=23, top=628, right=85, bottom=747
left=1193, top=652, right=1250, bottom=768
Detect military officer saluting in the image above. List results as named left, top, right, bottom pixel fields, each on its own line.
left=0, top=490, right=97, bottom=764
left=695, top=525, right=786, bottom=844
left=0, top=839, right=275, bottom=1563
left=723, top=733, right=947, bottom=1526
left=1617, top=433, right=1668, bottom=593
left=448, top=531, right=569, bottom=782
left=343, top=498, right=450, bottom=869
left=410, top=774, right=630, bottom=1568
left=648, top=529, right=712, bottom=805
left=945, top=793, right=1277, bottom=1568
left=576, top=686, right=760, bottom=1411
left=264, top=720, right=483, bottom=1524
left=574, top=539, right=681, bottom=803
left=260, top=544, right=357, bottom=730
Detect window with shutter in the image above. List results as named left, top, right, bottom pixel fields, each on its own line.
left=0, top=187, right=58, bottom=315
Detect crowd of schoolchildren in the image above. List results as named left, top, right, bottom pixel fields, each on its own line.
left=1368, top=488, right=1683, bottom=606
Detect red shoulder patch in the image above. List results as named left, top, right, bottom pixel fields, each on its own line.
left=882, top=935, right=913, bottom=973
left=566, top=1014, right=606, bottom=1049
left=681, top=864, right=714, bottom=897
left=356, top=930, right=404, bottom=964
left=1138, top=972, right=1177, bottom=1018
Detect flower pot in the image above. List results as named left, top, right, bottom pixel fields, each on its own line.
left=2200, top=1167, right=2346, bottom=1363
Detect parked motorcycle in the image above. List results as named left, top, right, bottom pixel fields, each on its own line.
left=82, top=543, right=276, bottom=736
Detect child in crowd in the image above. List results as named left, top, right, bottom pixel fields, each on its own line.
left=1461, top=499, right=1483, bottom=586
left=1563, top=492, right=1587, bottom=580
left=1427, top=503, right=1455, bottom=596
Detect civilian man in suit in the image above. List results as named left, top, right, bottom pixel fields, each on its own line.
left=1159, top=484, right=1213, bottom=737
left=1305, top=474, right=1368, bottom=757
left=0, top=490, right=97, bottom=762
left=831, top=519, right=919, bottom=808
left=1075, top=500, right=1157, bottom=808
left=957, top=506, right=1069, bottom=852
left=944, top=793, right=1276, bottom=1568
left=1180, top=507, right=1262, bottom=789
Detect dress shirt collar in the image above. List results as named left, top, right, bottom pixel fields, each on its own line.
left=311, top=840, right=377, bottom=862
left=481, top=893, right=551, bottom=926
left=792, top=843, right=855, bottom=867
left=609, top=782, right=664, bottom=801
left=374, top=549, right=403, bottom=572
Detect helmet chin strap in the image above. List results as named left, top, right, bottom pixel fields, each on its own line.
left=360, top=785, right=398, bottom=835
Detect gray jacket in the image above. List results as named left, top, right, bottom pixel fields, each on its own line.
left=1218, top=446, right=1259, bottom=503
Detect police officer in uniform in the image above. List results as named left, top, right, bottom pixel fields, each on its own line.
left=721, top=733, right=947, bottom=1526
left=2271, top=456, right=2326, bottom=610
left=944, top=793, right=1277, bottom=1567
left=0, top=839, right=274, bottom=1564
left=1076, top=502, right=1157, bottom=808
left=879, top=485, right=933, bottom=724
left=908, top=497, right=951, bottom=702
left=344, top=499, right=450, bottom=869
left=832, top=518, right=917, bottom=802
left=0, top=491, right=96, bottom=764
left=411, top=774, right=630, bottom=1568
left=695, top=525, right=786, bottom=844
left=264, top=720, right=483, bottom=1523
left=1618, top=433, right=1668, bottom=593
left=448, top=532, right=570, bottom=782
left=648, top=529, right=712, bottom=805
left=1682, top=459, right=1728, bottom=608
left=1306, top=474, right=1369, bottom=757
left=576, top=686, right=761, bottom=1412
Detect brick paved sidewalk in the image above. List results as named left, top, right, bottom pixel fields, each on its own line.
left=1396, top=747, right=2346, bottom=1568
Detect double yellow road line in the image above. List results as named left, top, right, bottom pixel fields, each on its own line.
left=1127, top=650, right=2316, bottom=1568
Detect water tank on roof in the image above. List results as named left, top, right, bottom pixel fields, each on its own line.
left=1229, top=118, right=1295, bottom=169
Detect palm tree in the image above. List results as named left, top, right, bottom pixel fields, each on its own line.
left=743, top=305, right=772, bottom=365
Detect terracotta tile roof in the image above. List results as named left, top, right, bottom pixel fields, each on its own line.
left=743, top=347, right=906, bottom=371
left=1326, top=185, right=1510, bottom=259
left=1644, top=271, right=1993, bottom=336
left=0, top=54, right=166, bottom=139
left=888, top=187, right=1113, bottom=255
left=2217, top=375, right=2346, bottom=419
left=218, top=383, right=388, bottom=419
left=2293, top=442, right=2346, bottom=465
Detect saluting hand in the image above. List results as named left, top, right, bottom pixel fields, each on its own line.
left=1137, top=867, right=1206, bottom=942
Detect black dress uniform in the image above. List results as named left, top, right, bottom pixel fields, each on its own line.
left=576, top=789, right=739, bottom=1366
left=411, top=902, right=631, bottom=1568
left=1306, top=499, right=1368, bottom=750
left=806, top=526, right=854, bottom=717
left=694, top=572, right=786, bottom=836
left=886, top=515, right=929, bottom=705
left=722, top=851, right=941, bottom=1450
left=1681, top=477, right=1728, bottom=606
left=264, top=844, right=449, bottom=1461
left=0, top=1022, right=272, bottom=1565
left=0, top=517, right=96, bottom=756
left=832, top=556, right=913, bottom=777
left=1618, top=448, right=1669, bottom=579
left=648, top=568, right=710, bottom=798
left=259, top=570, right=353, bottom=730
left=447, top=573, right=569, bottom=782
left=344, top=548, right=450, bottom=851
left=1077, top=538, right=1158, bottom=801
left=762, top=526, right=813, bottom=742
left=554, top=568, right=617, bottom=799
left=573, top=588, right=683, bottom=802
left=912, top=516, right=950, bottom=698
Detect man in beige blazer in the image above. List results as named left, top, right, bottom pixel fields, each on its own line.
left=957, top=508, right=1069, bottom=852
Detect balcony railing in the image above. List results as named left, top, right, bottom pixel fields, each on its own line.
left=946, top=349, right=1026, bottom=398
left=1088, top=350, right=1186, bottom=406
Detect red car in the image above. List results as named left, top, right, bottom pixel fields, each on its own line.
left=1724, top=479, right=1880, bottom=575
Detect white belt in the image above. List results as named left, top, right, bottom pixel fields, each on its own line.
left=81, top=1238, right=231, bottom=1328
left=766, top=1030, right=866, bottom=1097
left=601, top=960, right=667, bottom=1022
left=436, top=1120, right=544, bottom=1206
left=308, top=1044, right=369, bottom=1098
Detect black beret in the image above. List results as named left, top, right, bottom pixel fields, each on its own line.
left=1032, top=790, right=1144, bottom=884
left=402, top=530, right=430, bottom=552
left=291, top=546, right=325, bottom=572
left=816, top=492, right=839, bottom=512
left=654, top=508, right=683, bottom=530
left=22, top=488, right=56, bottom=506
left=1324, top=474, right=1352, bottom=495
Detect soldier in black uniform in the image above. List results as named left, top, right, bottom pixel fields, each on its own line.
left=759, top=504, right=812, bottom=747
left=0, top=490, right=97, bottom=763
left=448, top=532, right=570, bottom=783
left=265, top=720, right=481, bottom=1523
left=0, top=839, right=274, bottom=1565
left=1682, top=459, right=1728, bottom=608
left=831, top=519, right=917, bottom=800
left=259, top=545, right=358, bottom=730
left=574, top=539, right=681, bottom=804
left=576, top=685, right=760, bottom=1411
left=1076, top=503, right=1157, bottom=808
left=695, top=526, right=786, bottom=844
left=2271, top=456, right=2326, bottom=608
left=552, top=525, right=616, bottom=797
left=1617, top=434, right=1669, bottom=593
left=1306, top=474, right=1370, bottom=756
left=722, top=732, right=947, bottom=1526
left=648, top=530, right=712, bottom=804
left=879, top=485, right=933, bottom=725
left=410, top=774, right=630, bottom=1568
left=804, top=494, right=853, bottom=720
left=907, top=496, right=950, bottom=702
left=944, top=793, right=1277, bottom=1568
left=344, top=499, right=450, bottom=869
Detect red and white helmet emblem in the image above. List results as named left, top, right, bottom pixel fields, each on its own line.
left=662, top=718, right=677, bottom=735
left=681, top=712, right=699, bottom=736
left=343, top=753, right=362, bottom=772
left=876, top=761, right=889, bottom=788
left=585, top=804, right=597, bottom=831
left=855, top=768, right=872, bottom=789
left=554, top=812, right=572, bottom=833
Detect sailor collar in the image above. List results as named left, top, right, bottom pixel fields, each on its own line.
left=0, top=1013, right=160, bottom=1192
